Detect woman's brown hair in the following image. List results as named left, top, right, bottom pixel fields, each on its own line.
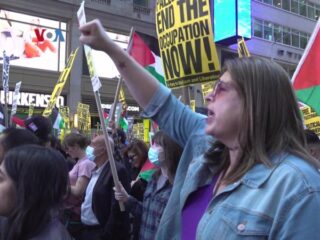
left=205, top=57, right=320, bottom=184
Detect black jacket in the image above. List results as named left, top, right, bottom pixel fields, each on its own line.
left=92, top=161, right=130, bottom=240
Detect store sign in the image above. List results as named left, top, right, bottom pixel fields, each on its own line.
left=101, top=103, right=139, bottom=112
left=0, top=90, right=65, bottom=108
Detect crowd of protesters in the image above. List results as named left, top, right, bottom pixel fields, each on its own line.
left=1, top=17, right=320, bottom=240
left=78, top=19, right=320, bottom=240
left=0, top=114, right=185, bottom=240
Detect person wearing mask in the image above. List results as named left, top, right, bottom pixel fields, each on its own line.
left=62, top=133, right=96, bottom=238
left=0, top=145, right=71, bottom=240
left=124, top=139, right=157, bottom=193
left=76, top=135, right=130, bottom=240
left=80, top=20, right=320, bottom=239
left=122, top=138, right=158, bottom=239
left=115, top=131, right=182, bottom=240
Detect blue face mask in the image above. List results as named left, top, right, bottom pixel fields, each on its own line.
left=85, top=146, right=95, bottom=161
left=148, top=147, right=160, bottom=166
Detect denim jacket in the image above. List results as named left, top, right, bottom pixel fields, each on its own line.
left=143, top=85, right=320, bottom=240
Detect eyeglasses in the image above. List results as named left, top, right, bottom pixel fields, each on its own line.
left=128, top=154, right=137, bottom=162
left=207, top=79, right=235, bottom=100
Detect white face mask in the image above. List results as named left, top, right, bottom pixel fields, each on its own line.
left=85, top=146, right=95, bottom=161
left=148, top=144, right=164, bottom=166
left=148, top=146, right=160, bottom=166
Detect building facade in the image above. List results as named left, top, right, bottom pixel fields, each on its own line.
left=0, top=0, right=318, bottom=123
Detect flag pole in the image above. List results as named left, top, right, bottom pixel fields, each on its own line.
left=2, top=51, right=10, bottom=128
left=77, top=1, right=127, bottom=211
left=108, top=27, right=135, bottom=126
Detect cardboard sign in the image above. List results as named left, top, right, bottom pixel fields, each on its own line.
left=11, top=81, right=21, bottom=115
left=156, top=0, right=220, bottom=88
left=42, top=48, right=78, bottom=117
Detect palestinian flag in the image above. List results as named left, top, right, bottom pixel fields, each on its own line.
left=292, top=18, right=320, bottom=116
left=51, top=107, right=65, bottom=130
left=119, top=116, right=129, bottom=132
left=129, top=31, right=166, bottom=86
left=138, top=159, right=158, bottom=182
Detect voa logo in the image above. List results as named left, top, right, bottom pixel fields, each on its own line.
left=34, top=28, right=65, bottom=42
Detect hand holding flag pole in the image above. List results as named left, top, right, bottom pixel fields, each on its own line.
left=77, top=1, right=125, bottom=211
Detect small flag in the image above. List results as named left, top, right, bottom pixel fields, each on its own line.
left=139, top=160, right=157, bottom=182
left=129, top=32, right=166, bottom=86
left=53, top=112, right=64, bottom=130
left=119, top=116, right=128, bottom=132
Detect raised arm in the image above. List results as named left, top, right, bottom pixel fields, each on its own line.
left=79, top=19, right=160, bottom=108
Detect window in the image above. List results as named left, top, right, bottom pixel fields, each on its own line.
left=263, top=21, right=273, bottom=41
left=291, top=0, right=299, bottom=13
left=273, top=0, right=282, bottom=7
left=283, top=27, right=291, bottom=45
left=253, top=18, right=308, bottom=49
left=291, top=30, right=300, bottom=47
left=307, top=2, right=315, bottom=19
left=274, top=24, right=283, bottom=43
left=283, top=0, right=291, bottom=10
left=133, top=0, right=149, bottom=7
left=254, top=19, right=263, bottom=38
left=0, top=10, right=66, bottom=71
left=315, top=7, right=320, bottom=20
left=299, top=0, right=307, bottom=16
left=300, top=32, right=308, bottom=49
left=263, top=0, right=272, bottom=4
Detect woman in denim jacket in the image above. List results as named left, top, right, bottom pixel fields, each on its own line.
left=79, top=20, right=320, bottom=240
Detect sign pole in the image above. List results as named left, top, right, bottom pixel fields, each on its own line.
left=78, top=1, right=125, bottom=211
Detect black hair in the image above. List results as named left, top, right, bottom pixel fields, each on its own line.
left=114, top=128, right=127, bottom=144
left=304, top=129, right=320, bottom=145
left=0, top=128, right=39, bottom=162
left=3, top=145, right=68, bottom=240
left=24, top=115, right=52, bottom=145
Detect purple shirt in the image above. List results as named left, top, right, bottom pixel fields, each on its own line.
left=181, top=175, right=218, bottom=240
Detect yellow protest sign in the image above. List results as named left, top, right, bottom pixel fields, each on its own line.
left=43, top=48, right=78, bottom=117
left=143, top=119, right=150, bottom=143
left=77, top=103, right=90, bottom=132
left=156, top=0, right=220, bottom=88
left=132, top=123, right=144, bottom=140
left=301, top=106, right=320, bottom=136
left=60, top=106, right=71, bottom=131
left=119, top=87, right=128, bottom=111
left=28, top=104, right=34, bottom=118
left=238, top=37, right=251, bottom=58
left=190, top=99, right=195, bottom=112
left=201, top=81, right=214, bottom=103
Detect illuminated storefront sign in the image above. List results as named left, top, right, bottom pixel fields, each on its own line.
left=101, top=103, right=140, bottom=112
left=213, top=0, right=251, bottom=45
left=0, top=90, right=65, bottom=108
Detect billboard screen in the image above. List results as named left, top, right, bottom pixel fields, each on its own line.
left=0, top=10, right=66, bottom=71
left=213, top=0, right=251, bottom=45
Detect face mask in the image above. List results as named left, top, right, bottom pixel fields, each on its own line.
left=85, top=146, right=95, bottom=161
left=148, top=146, right=160, bottom=166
